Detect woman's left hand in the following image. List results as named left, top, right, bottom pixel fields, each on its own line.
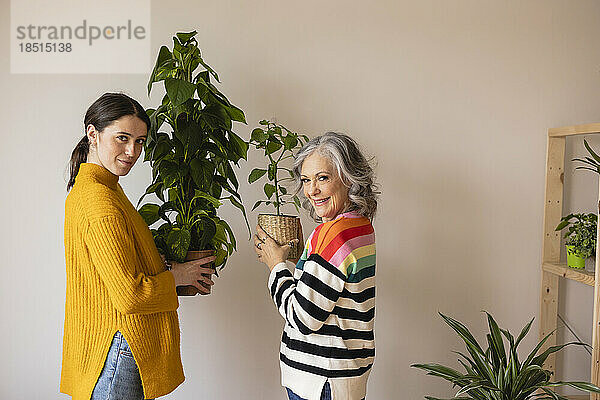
left=254, top=225, right=298, bottom=271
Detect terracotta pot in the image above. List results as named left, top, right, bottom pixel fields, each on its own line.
left=176, top=249, right=216, bottom=296
left=257, top=214, right=303, bottom=260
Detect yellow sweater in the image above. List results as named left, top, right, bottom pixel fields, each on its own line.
left=60, top=162, right=184, bottom=399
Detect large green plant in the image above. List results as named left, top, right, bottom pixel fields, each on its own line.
left=555, top=213, right=597, bottom=259
left=137, top=31, right=249, bottom=268
left=248, top=120, right=308, bottom=215
left=412, top=312, right=600, bottom=400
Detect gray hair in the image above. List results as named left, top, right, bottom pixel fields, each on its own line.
left=292, top=132, right=380, bottom=222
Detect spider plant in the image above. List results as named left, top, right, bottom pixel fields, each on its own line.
left=573, top=139, right=600, bottom=175
left=411, top=312, right=600, bottom=400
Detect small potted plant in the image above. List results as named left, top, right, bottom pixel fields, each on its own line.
left=555, top=213, right=597, bottom=269
left=248, top=120, right=309, bottom=260
left=137, top=31, right=250, bottom=295
left=412, top=312, right=600, bottom=399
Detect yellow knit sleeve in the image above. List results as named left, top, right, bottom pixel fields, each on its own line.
left=86, top=214, right=179, bottom=315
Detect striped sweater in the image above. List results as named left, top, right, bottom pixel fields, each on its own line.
left=61, top=163, right=184, bottom=399
left=268, top=211, right=376, bottom=400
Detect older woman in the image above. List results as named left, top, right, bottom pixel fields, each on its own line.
left=254, top=132, right=379, bottom=400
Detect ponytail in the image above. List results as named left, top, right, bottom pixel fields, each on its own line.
left=67, top=136, right=90, bottom=191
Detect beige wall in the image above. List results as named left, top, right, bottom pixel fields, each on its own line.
left=2, top=0, right=600, bottom=398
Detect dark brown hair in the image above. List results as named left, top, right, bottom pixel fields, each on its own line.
left=66, top=92, right=150, bottom=191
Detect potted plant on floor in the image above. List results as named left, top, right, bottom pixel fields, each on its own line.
left=248, top=120, right=309, bottom=260
left=555, top=213, right=597, bottom=269
left=137, top=31, right=250, bottom=295
left=412, top=312, right=600, bottom=399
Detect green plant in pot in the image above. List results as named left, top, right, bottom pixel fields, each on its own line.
left=248, top=120, right=309, bottom=260
left=412, top=312, right=600, bottom=399
left=555, top=213, right=597, bottom=269
left=137, top=31, right=250, bottom=296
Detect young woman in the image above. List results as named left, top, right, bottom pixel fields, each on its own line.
left=61, top=92, right=215, bottom=400
left=254, top=132, right=379, bottom=400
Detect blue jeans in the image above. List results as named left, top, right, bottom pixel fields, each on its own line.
left=91, top=331, right=152, bottom=400
left=286, top=382, right=365, bottom=400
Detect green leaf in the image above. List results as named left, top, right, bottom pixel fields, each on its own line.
left=213, top=175, right=240, bottom=200
left=266, top=139, right=283, bottom=155
left=410, top=363, right=465, bottom=382
left=283, top=134, right=298, bottom=151
left=279, top=186, right=288, bottom=195
left=522, top=330, right=555, bottom=369
left=485, top=311, right=507, bottom=367
left=514, top=317, right=534, bottom=350
left=546, top=381, right=600, bottom=393
left=176, top=30, right=197, bottom=43
left=225, top=161, right=239, bottom=190
left=167, top=228, right=191, bottom=263
left=203, top=142, right=226, bottom=158
left=218, top=219, right=237, bottom=250
left=251, top=200, right=265, bottom=211
left=165, top=78, right=197, bottom=107
left=225, top=105, right=246, bottom=123
left=225, top=195, right=250, bottom=236
left=148, top=46, right=172, bottom=95
left=138, top=203, right=160, bottom=225
left=199, top=217, right=217, bottom=250
left=190, top=158, right=214, bottom=189
left=531, top=342, right=590, bottom=367
left=228, top=131, right=249, bottom=161
left=152, top=138, right=172, bottom=161
left=555, top=220, right=569, bottom=231
left=251, top=128, right=268, bottom=144
left=248, top=168, right=267, bottom=183
left=190, top=209, right=209, bottom=227
left=203, top=103, right=232, bottom=130
left=584, top=139, right=600, bottom=163
left=439, top=313, right=485, bottom=355
left=264, top=183, right=276, bottom=199
left=192, top=189, right=222, bottom=208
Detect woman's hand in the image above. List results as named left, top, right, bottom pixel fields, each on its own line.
left=169, top=255, right=216, bottom=295
left=254, top=225, right=299, bottom=271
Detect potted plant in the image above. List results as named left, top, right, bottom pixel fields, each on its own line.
left=248, top=120, right=309, bottom=260
left=412, top=312, right=600, bottom=399
left=137, top=31, right=250, bottom=295
left=555, top=213, right=597, bottom=269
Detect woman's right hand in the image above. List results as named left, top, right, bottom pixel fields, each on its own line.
left=169, top=255, right=216, bottom=295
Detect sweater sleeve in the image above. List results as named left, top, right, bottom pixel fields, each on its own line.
left=268, top=252, right=346, bottom=334
left=86, top=214, right=179, bottom=315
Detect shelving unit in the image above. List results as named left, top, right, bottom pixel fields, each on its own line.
left=540, top=123, right=600, bottom=400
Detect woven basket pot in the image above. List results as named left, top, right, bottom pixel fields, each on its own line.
left=257, top=214, right=303, bottom=260
left=176, top=249, right=215, bottom=296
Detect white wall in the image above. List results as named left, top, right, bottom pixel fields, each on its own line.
left=2, top=0, right=600, bottom=398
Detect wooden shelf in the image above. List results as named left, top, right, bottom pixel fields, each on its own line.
left=549, top=123, right=600, bottom=137
left=542, top=262, right=595, bottom=286
left=541, top=124, right=600, bottom=400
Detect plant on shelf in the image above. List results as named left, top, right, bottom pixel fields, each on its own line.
left=248, top=120, right=309, bottom=260
left=555, top=213, right=597, bottom=269
left=412, top=312, right=600, bottom=400
left=137, top=31, right=250, bottom=295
